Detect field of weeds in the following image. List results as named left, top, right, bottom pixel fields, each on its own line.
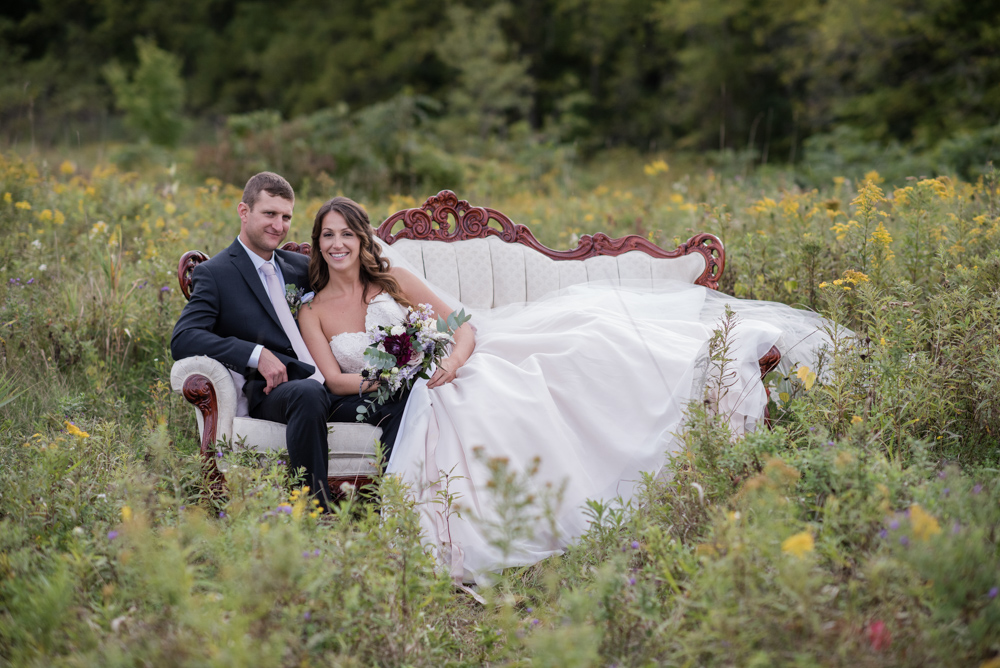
left=2, top=152, right=999, bottom=666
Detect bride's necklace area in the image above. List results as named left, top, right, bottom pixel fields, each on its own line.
left=319, top=280, right=372, bottom=336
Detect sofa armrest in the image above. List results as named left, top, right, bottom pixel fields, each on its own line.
left=170, top=356, right=239, bottom=455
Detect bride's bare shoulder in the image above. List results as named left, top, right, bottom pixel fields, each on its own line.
left=389, top=265, right=418, bottom=286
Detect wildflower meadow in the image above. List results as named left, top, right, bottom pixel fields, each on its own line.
left=2, top=150, right=1000, bottom=666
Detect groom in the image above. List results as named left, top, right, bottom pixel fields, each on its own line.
left=172, top=172, right=337, bottom=508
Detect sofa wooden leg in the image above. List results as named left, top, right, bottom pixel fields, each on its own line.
left=182, top=374, right=226, bottom=487
left=758, top=346, right=781, bottom=428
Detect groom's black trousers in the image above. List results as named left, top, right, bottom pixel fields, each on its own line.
left=251, top=379, right=334, bottom=507
left=250, top=380, right=408, bottom=509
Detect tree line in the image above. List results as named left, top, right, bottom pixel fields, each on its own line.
left=2, top=0, right=998, bottom=160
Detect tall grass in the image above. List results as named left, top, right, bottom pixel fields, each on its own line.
left=2, top=152, right=999, bottom=665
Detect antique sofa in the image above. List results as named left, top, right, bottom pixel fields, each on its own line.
left=170, top=190, right=780, bottom=490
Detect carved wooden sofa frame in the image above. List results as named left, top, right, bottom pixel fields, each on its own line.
left=172, top=190, right=780, bottom=490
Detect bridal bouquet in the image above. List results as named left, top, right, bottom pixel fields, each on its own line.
left=356, top=304, right=471, bottom=421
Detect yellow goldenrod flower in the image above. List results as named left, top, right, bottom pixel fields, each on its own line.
left=842, top=270, right=870, bottom=284
left=53, top=210, right=65, bottom=225
left=15, top=201, right=31, bottom=210
left=59, top=160, right=76, bottom=175
left=3, top=192, right=11, bottom=204
left=851, top=415, right=863, bottom=425
left=121, top=505, right=133, bottom=522
left=65, top=421, right=90, bottom=438
left=643, top=159, right=669, bottom=176
left=910, top=504, right=941, bottom=541
left=37, top=209, right=53, bottom=222
left=781, top=531, right=814, bottom=558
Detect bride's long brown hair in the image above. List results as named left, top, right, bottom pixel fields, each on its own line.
left=308, top=196, right=412, bottom=307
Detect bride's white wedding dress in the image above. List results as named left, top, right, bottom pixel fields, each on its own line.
left=328, top=283, right=833, bottom=585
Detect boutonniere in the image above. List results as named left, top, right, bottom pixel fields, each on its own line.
left=285, top=284, right=315, bottom=317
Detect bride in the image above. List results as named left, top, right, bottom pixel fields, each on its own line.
left=300, top=196, right=831, bottom=584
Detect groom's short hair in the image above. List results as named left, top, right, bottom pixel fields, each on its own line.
left=242, top=172, right=294, bottom=210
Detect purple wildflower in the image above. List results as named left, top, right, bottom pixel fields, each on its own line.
left=304, top=611, right=311, bottom=621
left=313, top=548, right=320, bottom=556
left=879, top=529, right=888, bottom=539
left=989, top=587, right=998, bottom=600
left=179, top=505, right=186, bottom=511
left=525, top=607, right=533, bottom=613
left=218, top=511, right=226, bottom=518
left=899, top=535, right=910, bottom=547
left=277, top=504, right=293, bottom=514
left=216, top=451, right=223, bottom=458
left=160, top=286, right=171, bottom=292
left=952, top=522, right=961, bottom=534
left=943, top=488, right=950, bottom=496
left=26, top=278, right=33, bottom=284
left=973, top=484, right=983, bottom=495
left=107, top=530, right=119, bottom=540
left=938, top=470, right=947, bottom=480
left=809, top=427, right=816, bottom=432
left=278, top=460, right=285, bottom=465
left=629, top=577, right=636, bottom=585
left=302, top=551, right=311, bottom=559
left=889, top=519, right=900, bottom=530
left=631, top=541, right=640, bottom=549
left=531, top=619, right=540, bottom=626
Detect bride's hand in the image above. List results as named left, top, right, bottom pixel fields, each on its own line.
left=427, top=358, right=460, bottom=389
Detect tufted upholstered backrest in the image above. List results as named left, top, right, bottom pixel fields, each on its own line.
left=373, top=190, right=725, bottom=311
left=387, top=236, right=711, bottom=310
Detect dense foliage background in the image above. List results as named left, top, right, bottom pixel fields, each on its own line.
left=3, top=0, right=1000, bottom=179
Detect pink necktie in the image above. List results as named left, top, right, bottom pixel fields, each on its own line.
left=260, top=262, right=325, bottom=385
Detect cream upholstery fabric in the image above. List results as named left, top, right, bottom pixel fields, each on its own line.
left=558, top=260, right=588, bottom=290
left=382, top=238, right=708, bottom=305
left=487, top=236, right=527, bottom=306
left=650, top=253, right=705, bottom=283
left=616, top=251, right=653, bottom=287
left=583, top=255, right=620, bottom=284
left=453, top=238, right=494, bottom=309
left=386, top=238, right=426, bottom=276
left=420, top=241, right=461, bottom=298
left=523, top=248, right=561, bottom=302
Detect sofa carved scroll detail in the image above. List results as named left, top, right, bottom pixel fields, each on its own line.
left=181, top=373, right=225, bottom=485
left=375, top=190, right=726, bottom=290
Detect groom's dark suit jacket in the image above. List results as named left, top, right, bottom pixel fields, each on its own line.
left=170, top=239, right=318, bottom=414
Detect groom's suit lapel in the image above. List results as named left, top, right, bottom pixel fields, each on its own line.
left=273, top=252, right=299, bottom=292
left=227, top=240, right=282, bottom=329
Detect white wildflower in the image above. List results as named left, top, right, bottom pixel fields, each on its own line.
left=31, top=239, right=42, bottom=249
left=38, top=264, right=47, bottom=272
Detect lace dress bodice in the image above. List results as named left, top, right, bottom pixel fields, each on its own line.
left=328, top=292, right=407, bottom=373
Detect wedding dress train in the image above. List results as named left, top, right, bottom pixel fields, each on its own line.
left=328, top=282, right=833, bottom=584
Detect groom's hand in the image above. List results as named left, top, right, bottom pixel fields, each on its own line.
left=258, top=349, right=288, bottom=395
